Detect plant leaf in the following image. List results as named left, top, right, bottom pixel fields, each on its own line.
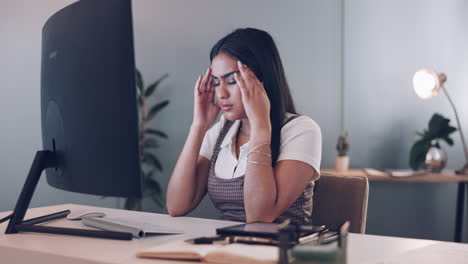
left=145, top=177, right=162, bottom=194
left=143, top=138, right=160, bottom=149
left=147, top=100, right=170, bottom=122
left=409, top=139, right=431, bottom=170
left=416, top=113, right=457, bottom=142
left=440, top=126, right=457, bottom=137
left=136, top=69, right=144, bottom=94
left=143, top=169, right=155, bottom=179
left=427, top=113, right=451, bottom=138
left=441, top=136, right=455, bottom=146
left=144, top=73, right=169, bottom=98
left=151, top=195, right=165, bottom=208
left=145, top=129, right=168, bottom=139
left=145, top=177, right=165, bottom=209
left=143, top=151, right=163, bottom=171
left=137, top=94, right=144, bottom=107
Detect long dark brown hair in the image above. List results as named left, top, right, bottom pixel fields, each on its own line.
left=210, top=28, right=297, bottom=163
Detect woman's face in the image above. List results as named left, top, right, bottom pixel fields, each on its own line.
left=211, top=53, right=246, bottom=121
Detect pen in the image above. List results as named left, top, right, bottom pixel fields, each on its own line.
left=186, top=235, right=279, bottom=246
left=228, top=236, right=277, bottom=246
left=186, top=236, right=226, bottom=244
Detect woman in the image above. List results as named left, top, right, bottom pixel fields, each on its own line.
left=167, top=28, right=321, bottom=225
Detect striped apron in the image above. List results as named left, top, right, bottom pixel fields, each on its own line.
left=207, top=118, right=314, bottom=225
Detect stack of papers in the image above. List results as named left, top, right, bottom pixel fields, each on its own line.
left=363, top=168, right=428, bottom=177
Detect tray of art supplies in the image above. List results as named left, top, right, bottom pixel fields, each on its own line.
left=196, top=220, right=349, bottom=263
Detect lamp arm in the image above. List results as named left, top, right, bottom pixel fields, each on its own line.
left=441, top=84, right=468, bottom=162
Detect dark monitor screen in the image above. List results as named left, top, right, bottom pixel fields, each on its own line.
left=41, top=0, right=142, bottom=198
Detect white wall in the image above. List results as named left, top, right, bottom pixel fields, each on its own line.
left=0, top=0, right=342, bottom=219
left=132, top=0, right=343, bottom=218
left=344, top=0, right=468, bottom=241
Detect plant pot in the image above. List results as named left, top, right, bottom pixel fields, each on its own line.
left=424, top=140, right=447, bottom=173
left=335, top=156, right=350, bottom=172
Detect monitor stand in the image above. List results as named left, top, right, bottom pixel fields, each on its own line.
left=4, top=150, right=133, bottom=240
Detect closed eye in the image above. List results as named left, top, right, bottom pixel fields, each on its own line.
left=226, top=77, right=236, bottom=85
left=213, top=79, right=236, bottom=87
left=212, top=71, right=239, bottom=86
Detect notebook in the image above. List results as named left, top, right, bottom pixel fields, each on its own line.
left=136, top=240, right=278, bottom=264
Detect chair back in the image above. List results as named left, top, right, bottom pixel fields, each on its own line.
left=311, top=174, right=369, bottom=233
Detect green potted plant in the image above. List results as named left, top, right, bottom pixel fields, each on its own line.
left=124, top=69, right=170, bottom=211
left=335, top=131, right=350, bottom=172
left=409, top=113, right=457, bottom=171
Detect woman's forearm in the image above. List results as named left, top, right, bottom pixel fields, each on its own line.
left=243, top=131, right=278, bottom=222
left=166, top=124, right=208, bottom=216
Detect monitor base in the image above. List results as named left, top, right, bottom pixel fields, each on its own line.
left=4, top=150, right=132, bottom=240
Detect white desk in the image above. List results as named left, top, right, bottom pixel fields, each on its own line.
left=1, top=204, right=467, bottom=264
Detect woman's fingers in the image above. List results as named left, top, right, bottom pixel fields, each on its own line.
left=234, top=71, right=247, bottom=97
left=208, top=75, right=214, bottom=94
left=200, top=67, right=211, bottom=93
left=194, top=75, right=202, bottom=96
left=237, top=60, right=263, bottom=93
left=209, top=86, right=216, bottom=104
left=195, top=67, right=214, bottom=100
left=237, top=61, right=250, bottom=92
left=208, top=77, right=216, bottom=103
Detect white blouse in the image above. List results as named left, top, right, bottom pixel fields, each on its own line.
left=199, top=113, right=322, bottom=179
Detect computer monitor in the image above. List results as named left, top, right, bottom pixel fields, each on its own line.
left=4, top=0, right=142, bottom=240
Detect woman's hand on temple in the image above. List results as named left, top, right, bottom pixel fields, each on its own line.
left=192, top=67, right=220, bottom=130
left=234, top=61, right=271, bottom=136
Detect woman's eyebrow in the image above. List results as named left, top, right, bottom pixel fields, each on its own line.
left=211, top=70, right=239, bottom=79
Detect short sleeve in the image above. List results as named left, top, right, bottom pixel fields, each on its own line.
left=277, top=116, right=322, bottom=174
left=199, top=117, right=224, bottom=160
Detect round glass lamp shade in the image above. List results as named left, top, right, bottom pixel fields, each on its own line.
left=413, top=68, right=440, bottom=99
